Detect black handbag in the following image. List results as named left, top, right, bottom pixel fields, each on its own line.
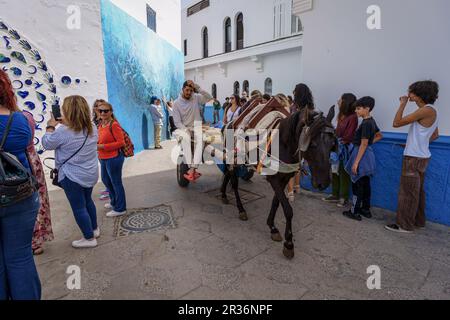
left=0, top=113, right=38, bottom=207
left=44, top=133, right=88, bottom=188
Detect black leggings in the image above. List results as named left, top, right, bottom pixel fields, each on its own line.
left=352, top=176, right=371, bottom=213
left=169, top=116, right=177, bottom=134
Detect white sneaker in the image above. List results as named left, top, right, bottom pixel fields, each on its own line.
left=94, top=228, right=101, bottom=239
left=72, top=238, right=98, bottom=249
left=104, top=203, right=113, bottom=209
left=288, top=192, right=295, bottom=203
left=106, top=210, right=127, bottom=218
left=99, top=194, right=110, bottom=201
left=385, top=224, right=413, bottom=234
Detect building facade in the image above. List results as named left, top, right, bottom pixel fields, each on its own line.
left=295, top=0, right=450, bottom=226
left=182, top=0, right=303, bottom=102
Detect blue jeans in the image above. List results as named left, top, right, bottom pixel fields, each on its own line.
left=0, top=192, right=41, bottom=300
left=100, top=153, right=126, bottom=212
left=60, top=178, right=98, bottom=240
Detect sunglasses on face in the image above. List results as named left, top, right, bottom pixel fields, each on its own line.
left=98, top=109, right=111, bottom=114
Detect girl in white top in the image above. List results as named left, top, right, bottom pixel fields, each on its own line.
left=393, top=91, right=439, bottom=159
left=404, top=104, right=438, bottom=159
left=224, top=94, right=242, bottom=125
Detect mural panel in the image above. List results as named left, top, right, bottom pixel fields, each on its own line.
left=0, top=19, right=84, bottom=153
left=101, top=0, right=184, bottom=152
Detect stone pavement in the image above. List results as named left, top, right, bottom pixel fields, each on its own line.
left=36, top=140, right=450, bottom=300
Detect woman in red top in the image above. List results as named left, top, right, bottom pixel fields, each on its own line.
left=323, top=93, right=358, bottom=207
left=97, top=102, right=127, bottom=217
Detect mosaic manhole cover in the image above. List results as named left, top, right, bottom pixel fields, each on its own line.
left=206, top=188, right=265, bottom=205
left=113, top=205, right=176, bottom=238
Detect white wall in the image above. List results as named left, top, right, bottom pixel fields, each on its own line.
left=300, top=0, right=450, bottom=135
left=0, top=0, right=107, bottom=159
left=182, top=0, right=294, bottom=61
left=186, top=48, right=302, bottom=102
left=111, top=0, right=182, bottom=50
left=0, top=0, right=107, bottom=105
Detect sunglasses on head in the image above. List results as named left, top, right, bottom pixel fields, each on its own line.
left=98, top=109, right=111, bottom=114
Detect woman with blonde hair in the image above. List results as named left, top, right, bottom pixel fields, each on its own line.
left=43, top=96, right=100, bottom=249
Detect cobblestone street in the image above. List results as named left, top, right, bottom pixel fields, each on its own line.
left=37, top=141, right=450, bottom=300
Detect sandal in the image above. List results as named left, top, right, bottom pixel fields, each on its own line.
left=184, top=172, right=196, bottom=182
left=194, top=171, right=202, bottom=179
left=288, top=192, right=295, bottom=203
left=33, top=247, right=44, bottom=256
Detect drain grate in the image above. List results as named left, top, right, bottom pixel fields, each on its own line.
left=206, top=188, right=265, bottom=205
left=113, top=205, right=176, bottom=238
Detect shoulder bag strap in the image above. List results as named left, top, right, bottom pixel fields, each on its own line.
left=60, top=132, right=89, bottom=167
left=0, top=112, right=15, bottom=151
left=109, top=121, right=117, bottom=142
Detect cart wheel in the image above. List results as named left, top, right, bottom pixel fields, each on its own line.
left=241, top=169, right=255, bottom=182
left=177, top=160, right=190, bottom=188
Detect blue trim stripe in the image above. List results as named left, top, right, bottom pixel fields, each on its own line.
left=301, top=131, right=450, bottom=227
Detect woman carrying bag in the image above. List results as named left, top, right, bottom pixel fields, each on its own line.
left=96, top=102, right=127, bottom=218
left=0, top=69, right=41, bottom=300
left=43, top=96, right=100, bottom=249
left=23, top=111, right=54, bottom=256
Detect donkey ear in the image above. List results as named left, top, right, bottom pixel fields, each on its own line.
left=326, top=105, right=336, bottom=123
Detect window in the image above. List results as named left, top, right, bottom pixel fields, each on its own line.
left=264, top=78, right=273, bottom=95
left=234, top=81, right=240, bottom=95
left=184, top=39, right=187, bottom=56
left=202, top=27, right=209, bottom=58
left=273, top=2, right=286, bottom=38
left=236, top=13, right=244, bottom=50
left=291, top=15, right=303, bottom=34
left=212, top=84, right=217, bottom=99
left=146, top=5, right=157, bottom=32
left=187, top=0, right=210, bottom=17
left=243, top=81, right=249, bottom=95
left=224, top=18, right=232, bottom=53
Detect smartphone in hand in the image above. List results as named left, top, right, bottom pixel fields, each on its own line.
left=52, top=103, right=62, bottom=121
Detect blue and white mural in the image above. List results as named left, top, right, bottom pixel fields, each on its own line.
left=0, top=19, right=85, bottom=153
left=100, top=0, right=184, bottom=153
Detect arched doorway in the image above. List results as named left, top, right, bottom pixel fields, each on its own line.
left=224, top=17, right=232, bottom=53
left=243, top=80, right=249, bottom=96
left=212, top=83, right=217, bottom=99
left=234, top=81, right=240, bottom=95
left=202, top=27, right=209, bottom=58
left=236, top=13, right=244, bottom=50
left=264, top=78, right=273, bottom=95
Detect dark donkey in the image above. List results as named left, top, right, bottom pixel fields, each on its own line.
left=220, top=106, right=336, bottom=259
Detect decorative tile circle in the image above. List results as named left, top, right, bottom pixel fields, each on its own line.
left=113, top=205, right=176, bottom=238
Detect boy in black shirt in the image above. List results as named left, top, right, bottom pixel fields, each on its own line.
left=344, top=97, right=383, bottom=221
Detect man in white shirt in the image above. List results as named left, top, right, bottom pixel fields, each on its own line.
left=173, top=80, right=212, bottom=181
left=149, top=96, right=164, bottom=149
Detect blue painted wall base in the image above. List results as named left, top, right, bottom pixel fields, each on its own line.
left=301, top=132, right=450, bottom=226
